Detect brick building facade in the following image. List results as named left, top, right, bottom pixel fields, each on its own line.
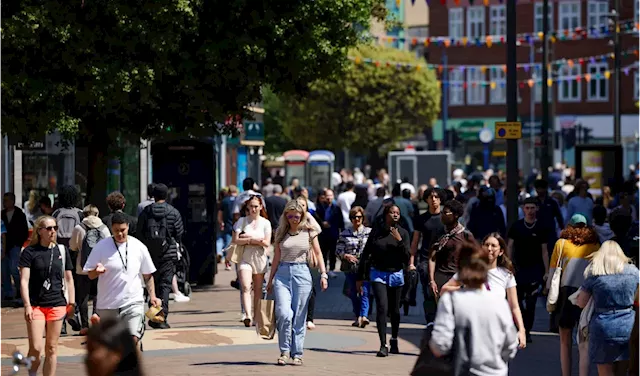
left=425, top=0, right=639, bottom=170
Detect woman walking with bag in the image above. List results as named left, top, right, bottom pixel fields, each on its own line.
left=336, top=206, right=371, bottom=328
left=546, top=214, right=600, bottom=376
left=427, top=242, right=518, bottom=376
left=19, top=215, right=76, bottom=376
left=576, top=240, right=639, bottom=376
left=231, top=195, right=271, bottom=327
left=267, top=200, right=328, bottom=366
left=357, top=204, right=410, bottom=357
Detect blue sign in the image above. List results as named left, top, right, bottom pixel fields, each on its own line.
left=243, top=121, right=264, bottom=141
left=520, top=117, right=542, bottom=137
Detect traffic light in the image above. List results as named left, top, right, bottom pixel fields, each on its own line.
left=563, top=128, right=576, bottom=149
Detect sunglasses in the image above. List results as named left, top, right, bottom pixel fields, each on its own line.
left=41, top=226, right=58, bottom=231
left=349, top=215, right=363, bottom=220
left=287, top=214, right=301, bottom=220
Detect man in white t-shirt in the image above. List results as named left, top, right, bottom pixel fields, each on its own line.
left=336, top=182, right=356, bottom=228
left=84, top=212, right=161, bottom=343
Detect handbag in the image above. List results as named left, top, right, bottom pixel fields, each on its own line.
left=546, top=239, right=566, bottom=312
left=225, top=218, right=247, bottom=264
left=307, top=229, right=319, bottom=269
left=256, top=296, right=276, bottom=340
left=411, top=293, right=468, bottom=376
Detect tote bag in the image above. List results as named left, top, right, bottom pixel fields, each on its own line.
left=256, top=298, right=276, bottom=340
left=225, top=218, right=247, bottom=264
left=546, top=239, right=566, bottom=313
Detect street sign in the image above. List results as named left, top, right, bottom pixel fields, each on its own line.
left=495, top=122, right=522, bottom=139
left=243, top=121, right=264, bottom=141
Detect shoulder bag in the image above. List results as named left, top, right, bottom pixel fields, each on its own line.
left=225, top=218, right=247, bottom=264
left=307, top=229, right=319, bottom=269
left=58, top=244, right=69, bottom=303
left=546, top=239, right=566, bottom=312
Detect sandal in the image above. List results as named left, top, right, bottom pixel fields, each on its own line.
left=277, top=352, right=290, bottom=366
left=292, top=357, right=303, bottom=366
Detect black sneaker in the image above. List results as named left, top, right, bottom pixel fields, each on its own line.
left=68, top=313, right=82, bottom=332
left=376, top=345, right=388, bottom=357
left=149, top=321, right=171, bottom=329
left=230, top=279, right=240, bottom=290
left=389, top=339, right=399, bottom=354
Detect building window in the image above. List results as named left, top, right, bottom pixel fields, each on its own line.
left=467, top=6, right=485, bottom=38
left=559, top=1, right=581, bottom=31
left=408, top=26, right=429, bottom=60
left=588, top=0, right=609, bottom=32
left=558, top=65, right=582, bottom=102
left=449, top=8, right=464, bottom=38
left=533, top=64, right=542, bottom=103
left=490, top=5, right=506, bottom=36
left=467, top=69, right=485, bottom=105
left=587, top=62, right=608, bottom=101
left=489, top=68, right=506, bottom=104
left=449, top=69, right=464, bottom=106
left=534, top=2, right=554, bottom=33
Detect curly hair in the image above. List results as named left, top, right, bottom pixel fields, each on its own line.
left=560, top=225, right=599, bottom=246
left=58, top=185, right=79, bottom=208
left=106, top=191, right=126, bottom=211
left=443, top=199, right=464, bottom=218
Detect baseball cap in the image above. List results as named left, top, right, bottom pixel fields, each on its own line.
left=569, top=214, right=588, bottom=226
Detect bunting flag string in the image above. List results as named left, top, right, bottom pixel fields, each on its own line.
left=432, top=63, right=639, bottom=90
left=349, top=48, right=639, bottom=72
left=374, top=19, right=638, bottom=48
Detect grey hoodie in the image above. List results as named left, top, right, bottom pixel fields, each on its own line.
left=594, top=223, right=615, bottom=244
left=69, top=216, right=111, bottom=275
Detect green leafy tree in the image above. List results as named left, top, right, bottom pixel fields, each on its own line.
left=2, top=0, right=385, bottom=201
left=271, top=44, right=440, bottom=159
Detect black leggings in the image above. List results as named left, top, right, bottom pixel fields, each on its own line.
left=307, top=286, right=316, bottom=322
left=371, top=282, right=402, bottom=346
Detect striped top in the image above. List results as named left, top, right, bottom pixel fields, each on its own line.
left=336, top=226, right=371, bottom=260
left=547, top=238, right=600, bottom=290
left=279, top=229, right=318, bottom=264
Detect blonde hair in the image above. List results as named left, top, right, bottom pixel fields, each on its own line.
left=83, top=204, right=100, bottom=218
left=274, top=200, right=312, bottom=244
left=584, top=240, right=631, bottom=277
left=30, top=215, right=56, bottom=246
left=295, top=196, right=307, bottom=210
left=27, top=190, right=38, bottom=213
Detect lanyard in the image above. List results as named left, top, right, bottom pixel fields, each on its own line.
left=45, top=245, right=55, bottom=280
left=113, top=238, right=128, bottom=273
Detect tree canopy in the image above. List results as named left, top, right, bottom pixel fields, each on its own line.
left=2, top=0, right=386, bottom=142
left=265, top=44, right=441, bottom=154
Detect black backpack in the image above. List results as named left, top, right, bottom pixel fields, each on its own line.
left=144, top=213, right=171, bottom=264
left=80, top=224, right=107, bottom=268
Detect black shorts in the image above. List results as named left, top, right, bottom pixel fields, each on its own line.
left=550, top=286, right=581, bottom=333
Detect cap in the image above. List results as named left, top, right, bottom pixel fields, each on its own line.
left=569, top=214, right=588, bottom=226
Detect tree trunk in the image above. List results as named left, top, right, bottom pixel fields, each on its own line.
left=86, top=127, right=110, bottom=214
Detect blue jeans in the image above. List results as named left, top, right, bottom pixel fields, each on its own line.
left=345, top=272, right=369, bottom=318
left=2, top=246, right=21, bottom=300
left=274, top=263, right=313, bottom=358
left=216, top=232, right=233, bottom=257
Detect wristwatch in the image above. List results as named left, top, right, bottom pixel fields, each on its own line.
left=320, top=273, right=329, bottom=280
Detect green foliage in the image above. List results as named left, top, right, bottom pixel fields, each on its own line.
left=2, top=0, right=387, bottom=142
left=268, top=44, right=441, bottom=154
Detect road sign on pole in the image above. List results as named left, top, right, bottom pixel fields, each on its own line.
left=495, top=122, right=522, bottom=139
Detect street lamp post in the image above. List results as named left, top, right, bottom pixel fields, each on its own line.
left=611, top=2, right=622, bottom=144
left=540, top=0, right=551, bottom=180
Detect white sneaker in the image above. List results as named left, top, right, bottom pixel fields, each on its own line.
left=169, top=293, right=175, bottom=300
left=174, top=293, right=190, bottom=303
left=306, top=321, right=316, bottom=330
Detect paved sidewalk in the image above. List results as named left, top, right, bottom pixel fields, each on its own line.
left=1, top=265, right=589, bottom=375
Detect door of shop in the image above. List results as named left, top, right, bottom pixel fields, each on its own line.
left=151, top=140, right=217, bottom=285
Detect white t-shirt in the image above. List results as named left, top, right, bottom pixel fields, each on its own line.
left=337, top=191, right=356, bottom=226
left=83, top=236, right=156, bottom=309
left=453, top=267, right=516, bottom=298
left=233, top=216, right=272, bottom=251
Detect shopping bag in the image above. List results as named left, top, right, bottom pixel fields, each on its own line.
left=256, top=299, right=276, bottom=340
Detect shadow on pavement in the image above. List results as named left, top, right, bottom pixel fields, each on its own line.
left=190, top=361, right=274, bottom=366
left=170, top=310, right=225, bottom=315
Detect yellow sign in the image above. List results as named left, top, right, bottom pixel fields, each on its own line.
left=495, top=122, right=522, bottom=139
left=492, top=151, right=507, bottom=157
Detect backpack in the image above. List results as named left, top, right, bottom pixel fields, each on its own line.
left=144, top=212, right=171, bottom=264
left=54, top=208, right=82, bottom=246
left=80, top=224, right=107, bottom=269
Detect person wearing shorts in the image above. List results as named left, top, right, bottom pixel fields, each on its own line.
left=231, top=195, right=271, bottom=327
left=19, top=215, right=76, bottom=376
left=84, top=212, right=161, bottom=343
